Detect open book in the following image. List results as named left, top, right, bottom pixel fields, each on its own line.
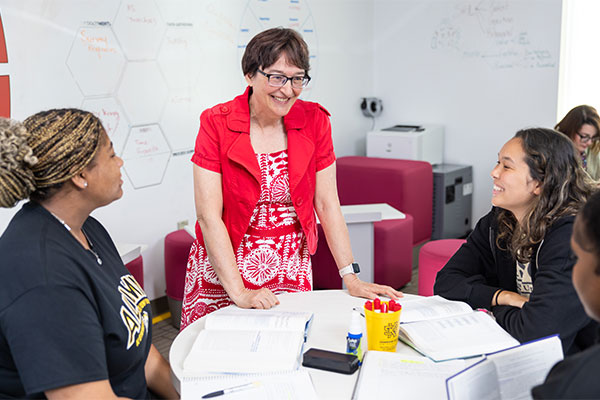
left=183, top=308, right=313, bottom=374
left=352, top=352, right=473, bottom=400
left=182, top=369, right=318, bottom=400
left=398, top=296, right=519, bottom=361
left=446, top=335, right=563, bottom=400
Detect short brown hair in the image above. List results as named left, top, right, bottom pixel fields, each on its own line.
left=241, top=27, right=310, bottom=77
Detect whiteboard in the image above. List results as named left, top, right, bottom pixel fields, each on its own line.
left=0, top=0, right=376, bottom=299
left=373, top=0, right=562, bottom=221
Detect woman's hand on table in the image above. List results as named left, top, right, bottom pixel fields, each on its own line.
left=343, top=274, right=403, bottom=300
left=230, top=287, right=280, bottom=309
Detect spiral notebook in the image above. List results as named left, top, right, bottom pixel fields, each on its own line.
left=181, top=369, right=318, bottom=400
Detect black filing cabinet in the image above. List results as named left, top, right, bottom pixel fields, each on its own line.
left=432, top=164, right=473, bottom=240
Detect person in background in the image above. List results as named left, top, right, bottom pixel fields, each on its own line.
left=434, top=128, right=597, bottom=355
left=555, top=104, right=600, bottom=181
left=532, top=190, right=600, bottom=398
left=0, top=110, right=178, bottom=399
left=180, top=27, right=401, bottom=329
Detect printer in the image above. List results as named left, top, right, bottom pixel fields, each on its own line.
left=366, top=124, right=444, bottom=165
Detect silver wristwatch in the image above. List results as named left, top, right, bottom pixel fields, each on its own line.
left=339, top=262, right=360, bottom=278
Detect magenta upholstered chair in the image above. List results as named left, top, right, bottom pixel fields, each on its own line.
left=418, top=239, right=466, bottom=296
left=125, top=255, right=144, bottom=289
left=164, top=229, right=194, bottom=329
left=336, top=156, right=433, bottom=245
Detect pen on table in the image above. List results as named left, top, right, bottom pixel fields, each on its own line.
left=353, top=307, right=365, bottom=317
left=201, top=381, right=261, bottom=398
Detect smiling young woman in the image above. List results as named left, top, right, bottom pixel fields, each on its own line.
left=434, top=128, right=597, bottom=355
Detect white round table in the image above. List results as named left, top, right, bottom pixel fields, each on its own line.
left=170, top=290, right=419, bottom=399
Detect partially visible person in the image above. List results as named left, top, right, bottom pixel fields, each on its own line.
left=0, top=110, right=178, bottom=399
left=555, top=104, right=600, bottom=181
left=434, top=128, right=596, bottom=355
left=532, top=190, right=600, bottom=398
left=180, top=27, right=401, bottom=329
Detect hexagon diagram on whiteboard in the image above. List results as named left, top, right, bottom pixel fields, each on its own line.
left=238, top=0, right=319, bottom=97
left=117, top=61, right=168, bottom=126
left=0, top=12, right=10, bottom=117
left=82, top=97, right=130, bottom=156
left=113, top=0, right=165, bottom=61
left=66, top=27, right=126, bottom=96
left=122, top=124, right=171, bottom=189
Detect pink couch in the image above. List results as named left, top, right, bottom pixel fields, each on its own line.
left=336, top=156, right=433, bottom=245
left=125, top=255, right=144, bottom=289
left=312, top=215, right=414, bottom=290
left=164, top=229, right=195, bottom=329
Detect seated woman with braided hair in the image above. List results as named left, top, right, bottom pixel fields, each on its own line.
left=0, top=110, right=178, bottom=399
left=434, top=128, right=597, bottom=355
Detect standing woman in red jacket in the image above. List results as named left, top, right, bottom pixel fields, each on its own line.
left=180, top=27, right=401, bottom=329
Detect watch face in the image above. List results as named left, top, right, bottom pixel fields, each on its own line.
left=352, top=263, right=360, bottom=273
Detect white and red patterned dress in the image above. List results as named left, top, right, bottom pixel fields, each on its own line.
left=180, top=150, right=312, bottom=329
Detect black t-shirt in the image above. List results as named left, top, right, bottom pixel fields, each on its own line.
left=532, top=343, right=600, bottom=398
left=0, top=202, right=152, bottom=398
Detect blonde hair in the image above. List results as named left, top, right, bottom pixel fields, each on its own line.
left=0, top=109, right=104, bottom=207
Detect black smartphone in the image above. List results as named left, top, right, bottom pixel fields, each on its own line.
left=302, top=348, right=359, bottom=374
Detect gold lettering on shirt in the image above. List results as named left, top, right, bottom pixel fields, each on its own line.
left=118, top=275, right=150, bottom=349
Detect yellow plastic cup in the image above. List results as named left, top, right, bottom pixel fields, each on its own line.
left=364, top=302, right=401, bottom=352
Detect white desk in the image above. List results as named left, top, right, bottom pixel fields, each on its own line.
left=169, top=290, right=419, bottom=399
left=339, top=203, right=406, bottom=221
left=115, top=243, right=144, bottom=265
left=183, top=204, right=405, bottom=285
left=320, top=203, right=406, bottom=285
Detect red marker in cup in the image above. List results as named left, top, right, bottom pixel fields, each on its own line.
left=381, top=302, right=388, bottom=313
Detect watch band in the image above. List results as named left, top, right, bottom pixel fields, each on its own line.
left=339, top=262, right=360, bottom=278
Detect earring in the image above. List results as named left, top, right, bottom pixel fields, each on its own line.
left=83, top=182, right=88, bottom=188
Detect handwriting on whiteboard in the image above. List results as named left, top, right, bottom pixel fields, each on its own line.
left=431, top=0, right=556, bottom=69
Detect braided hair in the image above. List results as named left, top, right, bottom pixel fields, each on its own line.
left=0, top=108, right=104, bottom=207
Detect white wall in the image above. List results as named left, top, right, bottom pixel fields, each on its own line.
left=557, top=0, right=600, bottom=118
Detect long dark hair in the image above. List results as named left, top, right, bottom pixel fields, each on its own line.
left=496, top=128, right=594, bottom=261
left=555, top=105, right=600, bottom=154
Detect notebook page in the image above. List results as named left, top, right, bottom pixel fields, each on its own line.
left=352, top=352, right=468, bottom=399
left=181, top=369, right=318, bottom=400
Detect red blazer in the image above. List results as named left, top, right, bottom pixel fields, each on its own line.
left=192, top=87, right=336, bottom=254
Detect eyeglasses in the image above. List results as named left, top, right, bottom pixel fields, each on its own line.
left=576, top=131, right=599, bottom=143
left=256, top=69, right=311, bottom=89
